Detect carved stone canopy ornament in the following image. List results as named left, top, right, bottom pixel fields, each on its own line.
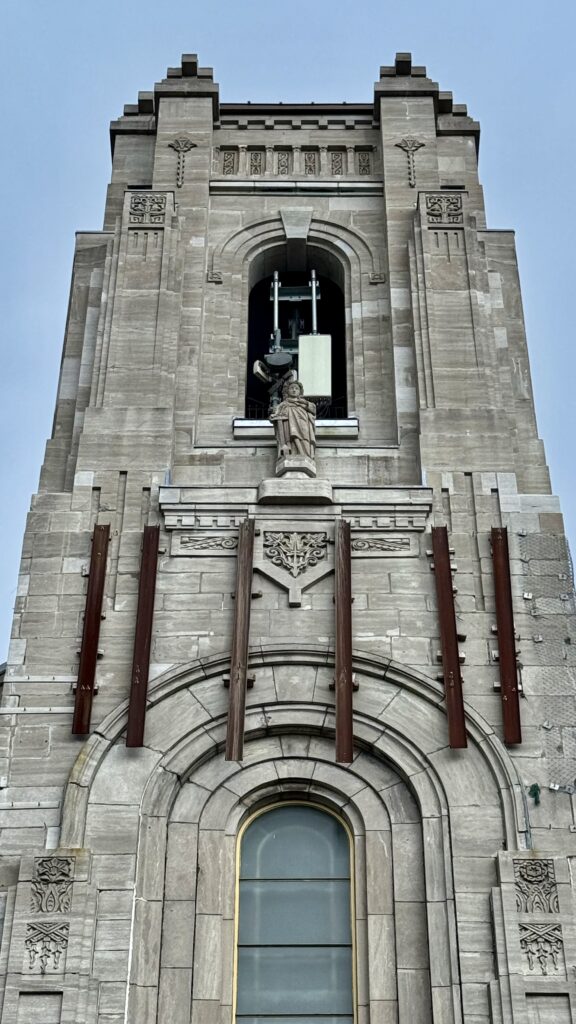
left=395, top=137, right=425, bottom=187
left=168, top=137, right=196, bottom=187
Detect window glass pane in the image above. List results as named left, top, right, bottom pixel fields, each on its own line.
left=239, top=879, right=351, bottom=945
left=238, top=1017, right=353, bottom=1024
left=240, top=806, right=350, bottom=879
left=236, top=947, right=353, bottom=1015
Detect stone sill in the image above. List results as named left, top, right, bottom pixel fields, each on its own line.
left=233, top=417, right=359, bottom=441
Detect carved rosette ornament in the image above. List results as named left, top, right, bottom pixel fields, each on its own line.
left=519, top=923, right=563, bottom=975
left=514, top=859, right=559, bottom=913
left=168, top=137, right=196, bottom=187
left=395, top=137, right=425, bottom=187
left=264, top=532, right=328, bottom=578
left=25, top=921, right=69, bottom=973
left=31, top=857, right=74, bottom=914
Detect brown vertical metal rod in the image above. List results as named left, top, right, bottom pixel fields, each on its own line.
left=72, top=524, right=110, bottom=735
left=126, top=525, right=160, bottom=748
left=491, top=527, right=522, bottom=745
left=431, top=526, right=467, bottom=749
left=225, top=518, right=255, bottom=761
left=335, top=519, right=354, bottom=763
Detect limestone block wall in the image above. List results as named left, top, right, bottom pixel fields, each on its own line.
left=0, top=51, right=575, bottom=1024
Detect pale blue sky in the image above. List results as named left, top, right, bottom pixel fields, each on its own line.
left=1, top=0, right=574, bottom=655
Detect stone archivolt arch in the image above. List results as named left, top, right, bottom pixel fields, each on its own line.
left=201, top=213, right=391, bottom=428
left=61, top=646, right=528, bottom=1024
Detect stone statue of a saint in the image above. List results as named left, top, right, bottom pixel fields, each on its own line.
left=270, top=380, right=316, bottom=461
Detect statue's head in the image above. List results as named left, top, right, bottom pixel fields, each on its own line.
left=283, top=379, right=304, bottom=399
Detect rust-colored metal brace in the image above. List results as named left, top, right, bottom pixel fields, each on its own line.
left=334, top=519, right=354, bottom=763
left=126, top=525, right=160, bottom=748
left=431, top=526, right=467, bottom=749
left=72, top=524, right=110, bottom=735
left=491, top=527, right=522, bottom=745
left=225, top=518, right=255, bottom=761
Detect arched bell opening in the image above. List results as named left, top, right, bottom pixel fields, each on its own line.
left=245, top=244, right=348, bottom=419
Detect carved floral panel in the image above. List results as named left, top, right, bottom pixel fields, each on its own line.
left=31, top=857, right=74, bottom=914
left=514, top=859, right=559, bottom=913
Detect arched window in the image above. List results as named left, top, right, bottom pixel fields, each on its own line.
left=235, top=804, right=354, bottom=1024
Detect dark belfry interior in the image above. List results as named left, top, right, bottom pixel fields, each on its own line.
left=246, top=272, right=347, bottom=419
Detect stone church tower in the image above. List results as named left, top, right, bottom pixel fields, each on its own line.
left=1, top=52, right=574, bottom=1024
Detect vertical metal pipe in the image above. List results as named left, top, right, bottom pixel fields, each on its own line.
left=431, top=526, right=467, bottom=749
left=335, top=519, right=354, bottom=763
left=226, top=519, right=255, bottom=761
left=491, top=527, right=522, bottom=745
left=310, top=269, right=318, bottom=334
left=72, top=524, right=110, bottom=735
left=272, top=270, right=280, bottom=348
left=126, top=525, right=160, bottom=748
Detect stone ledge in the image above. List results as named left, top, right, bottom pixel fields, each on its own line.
left=233, top=417, right=359, bottom=441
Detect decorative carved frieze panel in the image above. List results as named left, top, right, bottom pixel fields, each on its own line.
left=425, top=193, right=464, bottom=225
left=129, top=192, right=167, bottom=224
left=31, top=857, right=74, bottom=914
left=519, top=923, right=564, bottom=976
left=351, top=534, right=417, bottom=557
left=358, top=151, right=371, bottom=175
left=172, top=532, right=239, bottom=556
left=215, top=145, right=375, bottom=178
left=330, top=150, right=344, bottom=175
left=222, top=149, right=237, bottom=175
left=249, top=150, right=265, bottom=175
left=25, top=921, right=69, bottom=974
left=303, top=150, right=318, bottom=175
left=514, top=859, right=559, bottom=914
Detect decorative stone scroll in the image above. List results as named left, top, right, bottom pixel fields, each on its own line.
left=425, top=193, right=464, bottom=225
left=25, top=921, right=69, bottom=973
left=264, top=532, right=328, bottom=578
left=129, top=193, right=167, bottom=224
left=395, top=137, right=425, bottom=187
left=168, top=137, right=196, bottom=187
left=514, top=859, right=559, bottom=913
left=351, top=536, right=410, bottom=553
left=519, top=923, right=563, bottom=975
left=31, top=857, right=74, bottom=914
left=172, top=532, right=238, bottom=557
